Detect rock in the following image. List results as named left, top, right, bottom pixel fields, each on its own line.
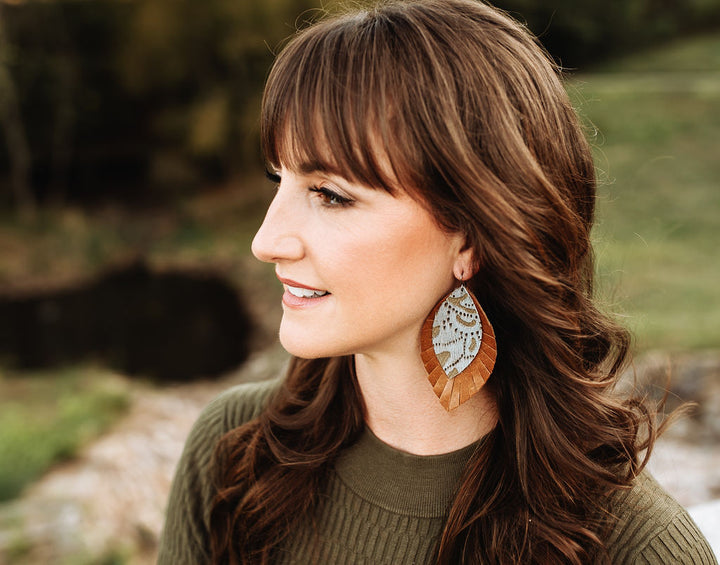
left=0, top=345, right=288, bottom=565
left=1, top=348, right=717, bottom=564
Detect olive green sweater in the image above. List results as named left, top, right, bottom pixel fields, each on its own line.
left=158, top=379, right=717, bottom=564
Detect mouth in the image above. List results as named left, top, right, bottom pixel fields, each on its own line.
left=284, top=284, right=330, bottom=299
left=277, top=276, right=331, bottom=307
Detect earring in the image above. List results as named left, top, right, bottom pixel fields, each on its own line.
left=420, top=284, right=497, bottom=411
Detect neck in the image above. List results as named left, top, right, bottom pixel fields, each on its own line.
left=354, top=348, right=497, bottom=456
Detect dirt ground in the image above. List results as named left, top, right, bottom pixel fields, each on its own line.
left=1, top=347, right=718, bottom=564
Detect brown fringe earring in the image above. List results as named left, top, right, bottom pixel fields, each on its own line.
left=421, top=284, right=497, bottom=411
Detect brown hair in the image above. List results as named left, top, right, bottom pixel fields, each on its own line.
left=211, top=1, right=660, bottom=562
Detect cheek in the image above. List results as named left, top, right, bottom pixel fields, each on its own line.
left=389, top=219, right=456, bottom=277
left=340, top=220, right=456, bottom=310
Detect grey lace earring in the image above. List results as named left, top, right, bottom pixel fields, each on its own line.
left=420, top=283, right=497, bottom=410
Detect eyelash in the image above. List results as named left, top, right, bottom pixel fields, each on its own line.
left=264, top=168, right=353, bottom=208
left=265, top=169, right=281, bottom=184
left=308, top=186, right=353, bottom=207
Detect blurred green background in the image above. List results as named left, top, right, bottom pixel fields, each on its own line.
left=0, top=0, right=719, bottom=562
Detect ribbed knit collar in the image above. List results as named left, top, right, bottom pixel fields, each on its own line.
left=333, top=427, right=485, bottom=518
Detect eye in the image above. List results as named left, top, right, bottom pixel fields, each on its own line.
left=308, top=186, right=354, bottom=208
left=264, top=168, right=281, bottom=184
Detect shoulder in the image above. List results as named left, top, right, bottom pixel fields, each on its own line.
left=175, top=376, right=281, bottom=488
left=157, top=377, right=282, bottom=564
left=604, top=471, right=718, bottom=565
left=176, top=376, right=283, bottom=482
left=196, top=376, right=283, bottom=439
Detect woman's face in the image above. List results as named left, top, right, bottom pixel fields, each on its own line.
left=251, top=165, right=469, bottom=360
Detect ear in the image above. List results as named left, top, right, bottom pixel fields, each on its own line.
left=452, top=240, right=478, bottom=282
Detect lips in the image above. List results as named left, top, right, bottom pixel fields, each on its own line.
left=277, top=276, right=330, bottom=307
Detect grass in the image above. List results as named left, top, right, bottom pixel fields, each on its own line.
left=0, top=171, right=274, bottom=292
left=0, top=173, right=277, bottom=506
left=0, top=366, right=130, bottom=502
left=0, top=36, right=717, bottom=509
left=568, top=32, right=720, bottom=350
left=0, top=28, right=716, bottom=565
left=0, top=59, right=716, bottom=354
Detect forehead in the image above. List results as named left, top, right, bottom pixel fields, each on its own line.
left=260, top=23, right=419, bottom=194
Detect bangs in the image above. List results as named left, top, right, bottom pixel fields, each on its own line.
left=260, top=11, right=422, bottom=193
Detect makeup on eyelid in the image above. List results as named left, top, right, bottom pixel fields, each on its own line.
left=266, top=168, right=353, bottom=207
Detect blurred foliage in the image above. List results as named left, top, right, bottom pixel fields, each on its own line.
left=0, top=0, right=317, bottom=208
left=591, top=32, right=720, bottom=72
left=498, top=0, right=720, bottom=68
left=0, top=366, right=130, bottom=502
left=0, top=0, right=718, bottom=210
left=569, top=33, right=720, bottom=350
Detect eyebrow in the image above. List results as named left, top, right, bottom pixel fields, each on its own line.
left=296, top=159, right=342, bottom=177
left=283, top=157, right=396, bottom=194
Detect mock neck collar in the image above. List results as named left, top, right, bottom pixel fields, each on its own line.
left=333, top=427, right=485, bottom=518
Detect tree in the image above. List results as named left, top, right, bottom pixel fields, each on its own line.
left=0, top=3, right=35, bottom=218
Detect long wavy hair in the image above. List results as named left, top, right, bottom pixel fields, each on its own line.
left=210, top=1, right=661, bottom=562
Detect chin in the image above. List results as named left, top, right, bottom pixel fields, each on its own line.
left=279, top=329, right=329, bottom=359
left=278, top=324, right=355, bottom=360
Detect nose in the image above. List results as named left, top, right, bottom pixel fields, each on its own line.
left=251, top=186, right=304, bottom=264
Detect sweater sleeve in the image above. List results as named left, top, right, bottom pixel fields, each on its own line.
left=157, top=378, right=281, bottom=565
left=606, top=472, right=718, bottom=565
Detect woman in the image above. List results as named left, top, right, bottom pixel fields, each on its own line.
left=158, top=1, right=716, bottom=563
